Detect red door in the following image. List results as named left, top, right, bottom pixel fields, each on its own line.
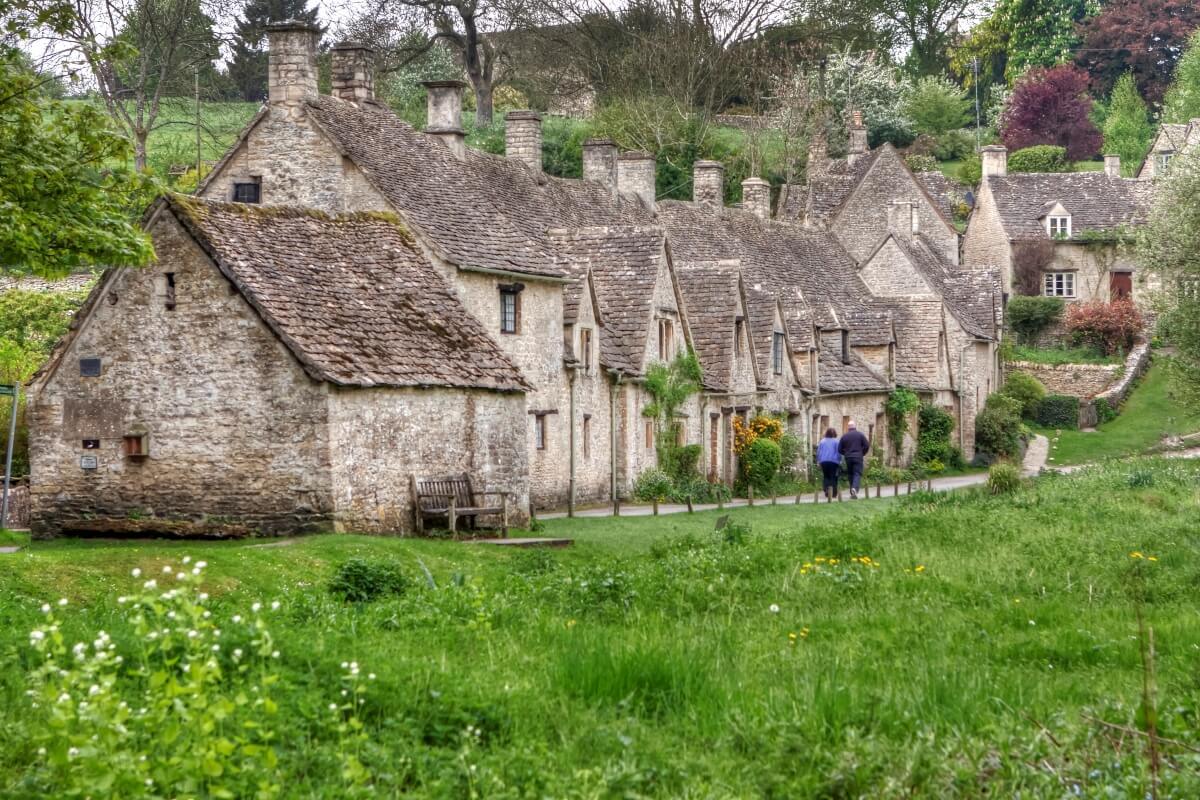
left=1110, top=272, right=1132, bottom=300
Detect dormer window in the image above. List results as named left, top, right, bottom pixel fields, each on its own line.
left=1157, top=152, right=1174, bottom=174
left=1048, top=215, right=1071, bottom=239
left=232, top=177, right=261, bottom=204
left=772, top=332, right=784, bottom=375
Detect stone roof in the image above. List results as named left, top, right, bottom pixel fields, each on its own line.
left=817, top=335, right=889, bottom=394
left=0, top=273, right=96, bottom=293
left=778, top=151, right=878, bottom=224
left=745, top=286, right=783, bottom=387
left=675, top=262, right=742, bottom=392
left=1152, top=123, right=1192, bottom=152
left=304, top=96, right=647, bottom=279
left=883, top=299, right=943, bottom=391
left=167, top=196, right=528, bottom=392
left=550, top=226, right=665, bottom=376
left=914, top=171, right=964, bottom=221
left=987, top=172, right=1153, bottom=239
left=889, top=235, right=999, bottom=340
left=656, top=201, right=892, bottom=344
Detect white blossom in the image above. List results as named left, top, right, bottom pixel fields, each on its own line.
left=769, top=604, right=780, bottom=614
left=131, top=568, right=142, bottom=578
left=29, top=630, right=45, bottom=641
left=270, top=601, right=280, bottom=611
left=252, top=602, right=262, bottom=613
left=143, top=579, right=157, bottom=590
left=57, top=598, right=68, bottom=607
left=163, top=565, right=173, bottom=574
left=40, top=603, right=50, bottom=613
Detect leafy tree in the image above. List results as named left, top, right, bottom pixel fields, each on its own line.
left=819, top=50, right=914, bottom=148
left=951, top=0, right=1097, bottom=87
left=1000, top=65, right=1102, bottom=161
left=1102, top=73, right=1153, bottom=176
left=903, top=75, right=969, bottom=135
left=1007, top=144, right=1068, bottom=172
left=1075, top=0, right=1200, bottom=106
left=226, top=0, right=319, bottom=102
left=0, top=48, right=155, bottom=276
left=1163, top=28, right=1200, bottom=123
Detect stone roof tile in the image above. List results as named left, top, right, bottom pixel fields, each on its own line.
left=988, top=172, right=1153, bottom=239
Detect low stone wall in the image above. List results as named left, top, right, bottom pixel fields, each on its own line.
left=1005, top=360, right=1121, bottom=399
left=1080, top=340, right=1153, bottom=426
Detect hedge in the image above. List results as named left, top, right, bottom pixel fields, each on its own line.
left=1008, top=145, right=1069, bottom=173
left=1035, top=394, right=1080, bottom=429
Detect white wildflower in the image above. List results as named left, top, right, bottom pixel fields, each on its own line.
left=270, top=600, right=280, bottom=611
left=769, top=604, right=780, bottom=614
left=251, top=602, right=262, bottom=613
left=368, top=673, right=376, bottom=681
left=271, top=650, right=280, bottom=659
left=198, top=593, right=209, bottom=601
left=196, top=561, right=207, bottom=569
left=40, top=603, right=50, bottom=613
left=187, top=630, right=198, bottom=639
left=29, top=630, right=45, bottom=641
left=176, top=572, right=187, bottom=581
left=57, top=598, right=68, bottom=607
left=182, top=556, right=191, bottom=564
left=143, top=579, right=157, bottom=590
left=117, top=596, right=127, bottom=605
left=162, top=565, right=173, bottom=574
left=131, top=568, right=141, bottom=577
left=232, top=615, right=242, bottom=623
left=67, top=747, right=79, bottom=759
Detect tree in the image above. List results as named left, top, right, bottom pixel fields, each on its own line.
left=1000, top=65, right=1102, bottom=161
left=819, top=49, right=913, bottom=149
left=1163, top=28, right=1200, bottom=123
left=226, top=0, right=319, bottom=102
left=876, top=0, right=982, bottom=76
left=0, top=47, right=155, bottom=276
left=1103, top=73, right=1152, bottom=176
left=1075, top=0, right=1200, bottom=106
left=903, top=74, right=969, bottom=135
left=951, top=0, right=1095, bottom=87
left=1137, top=149, right=1200, bottom=402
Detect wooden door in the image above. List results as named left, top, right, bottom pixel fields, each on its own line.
left=1110, top=272, right=1132, bottom=300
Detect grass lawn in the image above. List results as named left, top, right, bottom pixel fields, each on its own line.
left=3, top=460, right=1199, bottom=797
left=1042, top=360, right=1200, bottom=466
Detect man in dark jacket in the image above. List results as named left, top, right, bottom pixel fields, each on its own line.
left=838, top=421, right=871, bottom=498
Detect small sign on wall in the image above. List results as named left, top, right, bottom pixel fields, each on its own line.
left=80, top=455, right=98, bottom=470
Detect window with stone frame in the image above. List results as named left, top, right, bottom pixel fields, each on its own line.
left=772, top=331, right=785, bottom=375
left=499, top=284, right=523, bottom=334
left=582, top=414, right=591, bottom=459
left=232, top=177, right=261, bottom=204
left=534, top=413, right=547, bottom=450
left=658, top=318, right=674, bottom=361
left=1043, top=271, right=1076, bottom=298
left=580, top=327, right=592, bottom=371
left=1157, top=152, right=1174, bottom=174
left=734, top=319, right=744, bottom=355
left=1047, top=215, right=1071, bottom=239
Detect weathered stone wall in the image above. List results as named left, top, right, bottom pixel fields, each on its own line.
left=812, top=393, right=888, bottom=453
left=1044, top=243, right=1139, bottom=305
left=326, top=386, right=528, bottom=533
left=962, top=180, right=1012, bottom=286
left=29, top=212, right=333, bottom=537
left=859, top=238, right=936, bottom=297
left=1005, top=360, right=1120, bottom=398
left=567, top=291, right=615, bottom=506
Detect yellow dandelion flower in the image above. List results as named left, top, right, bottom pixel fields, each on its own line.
left=1148, top=556, right=1158, bottom=562
left=1129, top=551, right=1144, bottom=559
left=915, top=565, right=926, bottom=573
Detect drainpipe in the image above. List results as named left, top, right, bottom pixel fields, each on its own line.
left=959, top=342, right=973, bottom=453
left=568, top=366, right=576, bottom=518
left=608, top=370, right=623, bottom=504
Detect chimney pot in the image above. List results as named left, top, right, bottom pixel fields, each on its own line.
left=742, top=177, right=771, bottom=220
left=331, top=42, right=374, bottom=104
left=423, top=80, right=467, bottom=159
left=505, top=110, right=543, bottom=174
left=617, top=151, right=656, bottom=210
left=1104, top=153, right=1121, bottom=178
left=582, top=138, right=618, bottom=192
left=847, top=110, right=868, bottom=163
left=981, top=144, right=1007, bottom=178
left=266, top=20, right=321, bottom=112
left=692, top=160, right=724, bottom=208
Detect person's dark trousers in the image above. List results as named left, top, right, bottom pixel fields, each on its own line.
left=820, top=462, right=840, bottom=498
left=846, top=458, right=864, bottom=496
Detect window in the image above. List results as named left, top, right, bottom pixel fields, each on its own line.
left=644, top=420, right=654, bottom=450
left=122, top=434, right=147, bottom=458
left=160, top=272, right=176, bottom=311
left=1157, top=152, right=1174, bottom=174
left=580, top=328, right=592, bottom=371
left=842, top=415, right=850, bottom=434
left=499, top=284, right=523, bottom=334
left=582, top=414, right=591, bottom=459
left=840, top=330, right=850, bottom=365
left=819, top=414, right=829, bottom=434
left=79, top=357, right=101, bottom=377
left=734, top=319, right=744, bottom=355
left=232, top=178, right=261, bottom=204
left=534, top=414, right=546, bottom=450
left=1043, top=271, right=1076, bottom=297
left=658, top=319, right=674, bottom=361
left=81, top=439, right=100, bottom=449
left=772, top=332, right=785, bottom=375
left=1048, top=215, right=1071, bottom=239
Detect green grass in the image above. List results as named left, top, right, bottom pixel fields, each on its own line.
left=1042, top=360, right=1200, bottom=465
left=1011, top=344, right=1122, bottom=365
left=3, top=462, right=1200, bottom=796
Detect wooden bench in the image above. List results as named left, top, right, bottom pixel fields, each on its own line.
left=410, top=474, right=510, bottom=537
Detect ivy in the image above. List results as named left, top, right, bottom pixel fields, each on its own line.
left=885, top=387, right=920, bottom=456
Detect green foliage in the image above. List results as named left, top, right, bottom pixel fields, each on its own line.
left=886, top=387, right=920, bottom=454
left=642, top=350, right=703, bottom=472
left=1035, top=394, right=1080, bottom=429
left=658, top=444, right=702, bottom=482
left=904, top=76, right=970, bottom=136
left=1095, top=396, right=1118, bottom=423
left=957, top=153, right=982, bottom=185
left=777, top=433, right=802, bottom=475
left=632, top=468, right=674, bottom=502
left=974, top=398, right=1023, bottom=458
left=1009, top=344, right=1119, bottom=365
left=1008, top=145, right=1069, bottom=173
left=915, top=403, right=960, bottom=467
left=1164, top=28, right=1200, bottom=123
left=820, top=53, right=914, bottom=150
left=1126, top=468, right=1155, bottom=488
left=742, top=438, right=782, bottom=493
left=1006, top=296, right=1065, bottom=344
left=904, top=154, right=938, bottom=173
left=1103, top=73, right=1153, bottom=176
left=0, top=49, right=156, bottom=276
left=932, top=129, right=975, bottom=161
left=328, top=558, right=409, bottom=603
left=987, top=463, right=1022, bottom=494
left=999, top=371, right=1047, bottom=418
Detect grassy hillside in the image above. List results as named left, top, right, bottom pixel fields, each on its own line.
left=2, top=459, right=1198, bottom=796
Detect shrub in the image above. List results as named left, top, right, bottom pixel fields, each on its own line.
left=1007, top=145, right=1069, bottom=173
left=659, top=443, right=701, bottom=482
left=777, top=433, right=802, bottom=475
left=933, top=129, right=975, bottom=161
left=329, top=558, right=410, bottom=602
left=1006, top=295, right=1064, bottom=343
left=916, top=403, right=959, bottom=466
left=632, top=468, right=673, bottom=502
left=1102, top=72, right=1152, bottom=175
left=1000, top=371, right=1046, bottom=418
left=1011, top=239, right=1058, bottom=296
left=1095, top=396, right=1118, bottom=423
left=1034, top=394, right=1080, bottom=429
left=1065, top=298, right=1143, bottom=356
left=958, top=153, right=982, bottom=185
left=904, top=76, right=971, bottom=136
left=669, top=477, right=731, bottom=504
left=975, top=404, right=1023, bottom=458
left=742, top=437, right=782, bottom=493
left=886, top=387, right=921, bottom=454
left=905, top=154, right=939, bottom=173
left=987, top=463, right=1022, bottom=494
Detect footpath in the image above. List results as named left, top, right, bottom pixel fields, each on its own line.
left=542, top=435, right=1050, bottom=520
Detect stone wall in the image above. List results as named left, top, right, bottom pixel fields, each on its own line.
left=1077, top=340, right=1152, bottom=426
left=962, top=180, right=1012, bottom=285
left=327, top=386, right=528, bottom=533
left=859, top=238, right=936, bottom=297
left=29, top=213, right=333, bottom=537
left=1005, top=360, right=1120, bottom=399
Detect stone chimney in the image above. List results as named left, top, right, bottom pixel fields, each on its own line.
left=887, top=200, right=916, bottom=242
left=807, top=132, right=828, bottom=180
left=742, top=177, right=771, bottom=220
left=617, top=151, right=656, bottom=210
left=981, top=144, right=1007, bottom=178
left=847, top=109, right=868, bottom=165
left=1104, top=153, right=1121, bottom=178
left=423, top=80, right=467, bottom=160
left=266, top=20, right=321, bottom=114
left=330, top=42, right=374, bottom=104
left=693, top=160, right=724, bottom=208
left=583, top=139, right=618, bottom=191
left=505, top=110, right=542, bottom=173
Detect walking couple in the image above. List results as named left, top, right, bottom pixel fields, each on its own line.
left=816, top=421, right=871, bottom=500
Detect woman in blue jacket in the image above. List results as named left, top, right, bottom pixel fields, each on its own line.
left=816, top=428, right=841, bottom=500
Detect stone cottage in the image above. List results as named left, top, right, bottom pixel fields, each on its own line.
left=28, top=196, right=529, bottom=536
left=1137, top=119, right=1200, bottom=179
left=963, top=145, right=1154, bottom=304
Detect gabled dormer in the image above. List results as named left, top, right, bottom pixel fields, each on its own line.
left=1040, top=202, right=1072, bottom=239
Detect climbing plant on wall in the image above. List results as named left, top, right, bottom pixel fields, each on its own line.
left=885, top=387, right=920, bottom=456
